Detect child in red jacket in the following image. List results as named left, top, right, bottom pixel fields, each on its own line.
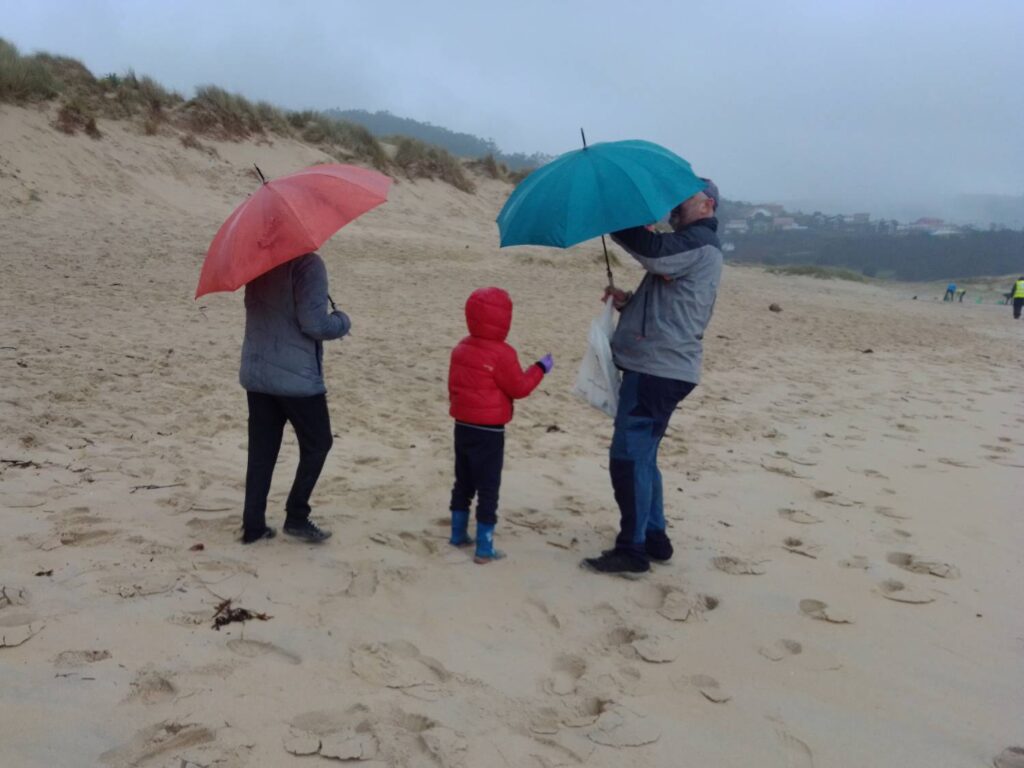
left=448, top=287, right=553, bottom=563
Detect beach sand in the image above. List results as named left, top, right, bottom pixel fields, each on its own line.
left=1, top=103, right=1022, bottom=767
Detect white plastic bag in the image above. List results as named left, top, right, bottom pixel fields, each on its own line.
left=572, top=297, right=621, bottom=417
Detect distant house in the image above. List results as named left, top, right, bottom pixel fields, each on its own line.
left=911, top=217, right=945, bottom=232
left=724, top=219, right=749, bottom=234
left=773, top=216, right=799, bottom=230
left=749, top=211, right=773, bottom=233
left=852, top=213, right=871, bottom=224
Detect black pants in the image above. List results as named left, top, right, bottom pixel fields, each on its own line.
left=243, top=391, right=333, bottom=533
left=1014, top=298, right=1023, bottom=319
left=449, top=423, right=505, bottom=525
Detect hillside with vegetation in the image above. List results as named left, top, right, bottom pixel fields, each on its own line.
left=325, top=109, right=552, bottom=171
left=0, top=37, right=531, bottom=195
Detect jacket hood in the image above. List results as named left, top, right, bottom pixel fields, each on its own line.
left=465, top=287, right=512, bottom=341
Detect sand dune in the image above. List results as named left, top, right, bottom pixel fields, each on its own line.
left=1, top=103, right=1022, bottom=767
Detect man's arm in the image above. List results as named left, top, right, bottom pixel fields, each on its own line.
left=293, top=255, right=351, bottom=341
left=611, top=224, right=718, bottom=278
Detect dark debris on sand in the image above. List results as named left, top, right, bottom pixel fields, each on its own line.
left=212, top=599, right=271, bottom=630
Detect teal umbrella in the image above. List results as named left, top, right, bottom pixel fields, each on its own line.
left=496, top=133, right=706, bottom=284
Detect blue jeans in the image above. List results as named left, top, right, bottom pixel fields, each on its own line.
left=610, top=371, right=695, bottom=554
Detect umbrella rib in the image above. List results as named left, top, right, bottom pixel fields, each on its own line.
left=265, top=185, right=321, bottom=250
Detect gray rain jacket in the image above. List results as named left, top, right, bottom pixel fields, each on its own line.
left=609, top=218, right=723, bottom=384
left=239, top=253, right=351, bottom=397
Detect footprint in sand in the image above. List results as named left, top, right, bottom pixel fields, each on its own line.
left=783, top=537, right=820, bottom=559
left=369, top=530, right=441, bottom=557
left=875, top=505, right=910, bottom=520
left=777, top=729, right=816, bottom=768
left=876, top=579, right=934, bottom=604
left=586, top=705, right=660, bottom=747
left=350, top=640, right=450, bottom=699
left=886, top=552, right=959, bottom=579
left=0, top=585, right=43, bottom=649
left=227, top=638, right=301, bottom=664
left=630, top=633, right=679, bottom=663
left=634, top=584, right=718, bottom=622
left=838, top=555, right=870, bottom=570
left=126, top=669, right=177, bottom=704
left=799, top=599, right=853, bottom=624
left=99, top=721, right=216, bottom=768
left=289, top=705, right=466, bottom=767
left=711, top=555, right=766, bottom=575
left=54, top=649, right=111, bottom=667
left=759, top=639, right=803, bottom=661
left=779, top=508, right=822, bottom=525
left=995, top=747, right=1024, bottom=768
left=544, top=654, right=587, bottom=695
left=686, top=674, right=732, bottom=703
left=99, top=571, right=183, bottom=599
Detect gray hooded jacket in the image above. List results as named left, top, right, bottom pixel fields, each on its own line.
left=609, top=218, right=722, bottom=384
left=239, top=253, right=350, bottom=397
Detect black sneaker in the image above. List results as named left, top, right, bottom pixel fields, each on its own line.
left=241, top=526, right=276, bottom=544
left=645, top=530, right=674, bottom=562
left=283, top=519, right=332, bottom=543
left=581, top=550, right=650, bottom=574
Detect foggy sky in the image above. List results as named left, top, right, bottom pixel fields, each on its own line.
left=3, top=0, right=1022, bottom=223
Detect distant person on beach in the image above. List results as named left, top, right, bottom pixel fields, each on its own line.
left=581, top=178, right=723, bottom=575
left=944, top=283, right=957, bottom=301
left=239, top=253, right=350, bottom=544
left=447, top=287, right=552, bottom=563
left=957, top=290, right=967, bottom=303
left=1012, top=276, right=1024, bottom=319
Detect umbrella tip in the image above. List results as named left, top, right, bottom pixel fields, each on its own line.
left=253, top=164, right=268, bottom=185
left=580, top=127, right=587, bottom=149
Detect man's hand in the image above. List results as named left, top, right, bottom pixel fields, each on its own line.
left=602, top=286, right=632, bottom=311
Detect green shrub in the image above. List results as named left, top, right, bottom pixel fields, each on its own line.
left=55, top=99, right=101, bottom=138
left=0, top=38, right=59, bottom=101
left=766, top=265, right=868, bottom=282
left=467, top=153, right=506, bottom=180
left=392, top=136, right=475, bottom=193
left=185, top=85, right=262, bottom=138
left=507, top=167, right=535, bottom=185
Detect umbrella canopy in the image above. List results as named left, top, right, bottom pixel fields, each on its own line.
left=496, top=139, right=705, bottom=249
left=196, top=163, right=391, bottom=298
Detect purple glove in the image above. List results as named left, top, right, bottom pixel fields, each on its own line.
left=538, top=353, right=554, bottom=374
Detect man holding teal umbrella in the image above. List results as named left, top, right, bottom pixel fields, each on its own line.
left=582, top=179, right=723, bottom=574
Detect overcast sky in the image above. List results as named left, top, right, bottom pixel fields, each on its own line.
left=3, top=0, right=1022, bottom=221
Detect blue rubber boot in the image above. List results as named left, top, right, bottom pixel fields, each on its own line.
left=449, top=510, right=472, bottom=547
left=473, top=522, right=506, bottom=564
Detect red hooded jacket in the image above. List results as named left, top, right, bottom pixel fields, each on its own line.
left=449, top=287, right=544, bottom=426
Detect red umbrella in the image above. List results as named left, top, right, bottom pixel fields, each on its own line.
left=195, top=163, right=391, bottom=298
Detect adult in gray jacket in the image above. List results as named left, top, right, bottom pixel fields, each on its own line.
left=239, top=252, right=350, bottom=543
left=583, top=179, right=723, bottom=574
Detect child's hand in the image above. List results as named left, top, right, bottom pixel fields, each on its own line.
left=538, top=354, right=554, bottom=374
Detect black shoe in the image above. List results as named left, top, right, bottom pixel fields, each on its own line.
left=241, top=526, right=276, bottom=544
left=283, top=519, right=332, bottom=543
left=602, top=534, right=673, bottom=563
left=582, top=550, right=650, bottom=574
left=645, top=530, right=674, bottom=562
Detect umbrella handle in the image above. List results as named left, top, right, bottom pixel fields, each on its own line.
left=600, top=235, right=615, bottom=290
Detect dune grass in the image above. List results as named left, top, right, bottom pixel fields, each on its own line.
left=392, top=136, right=475, bottom=193
left=0, top=38, right=59, bottom=101
left=0, top=36, right=494, bottom=192
left=766, top=264, right=869, bottom=282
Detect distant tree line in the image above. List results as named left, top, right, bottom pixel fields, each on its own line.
left=325, top=109, right=551, bottom=170
left=727, top=229, right=1024, bottom=281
